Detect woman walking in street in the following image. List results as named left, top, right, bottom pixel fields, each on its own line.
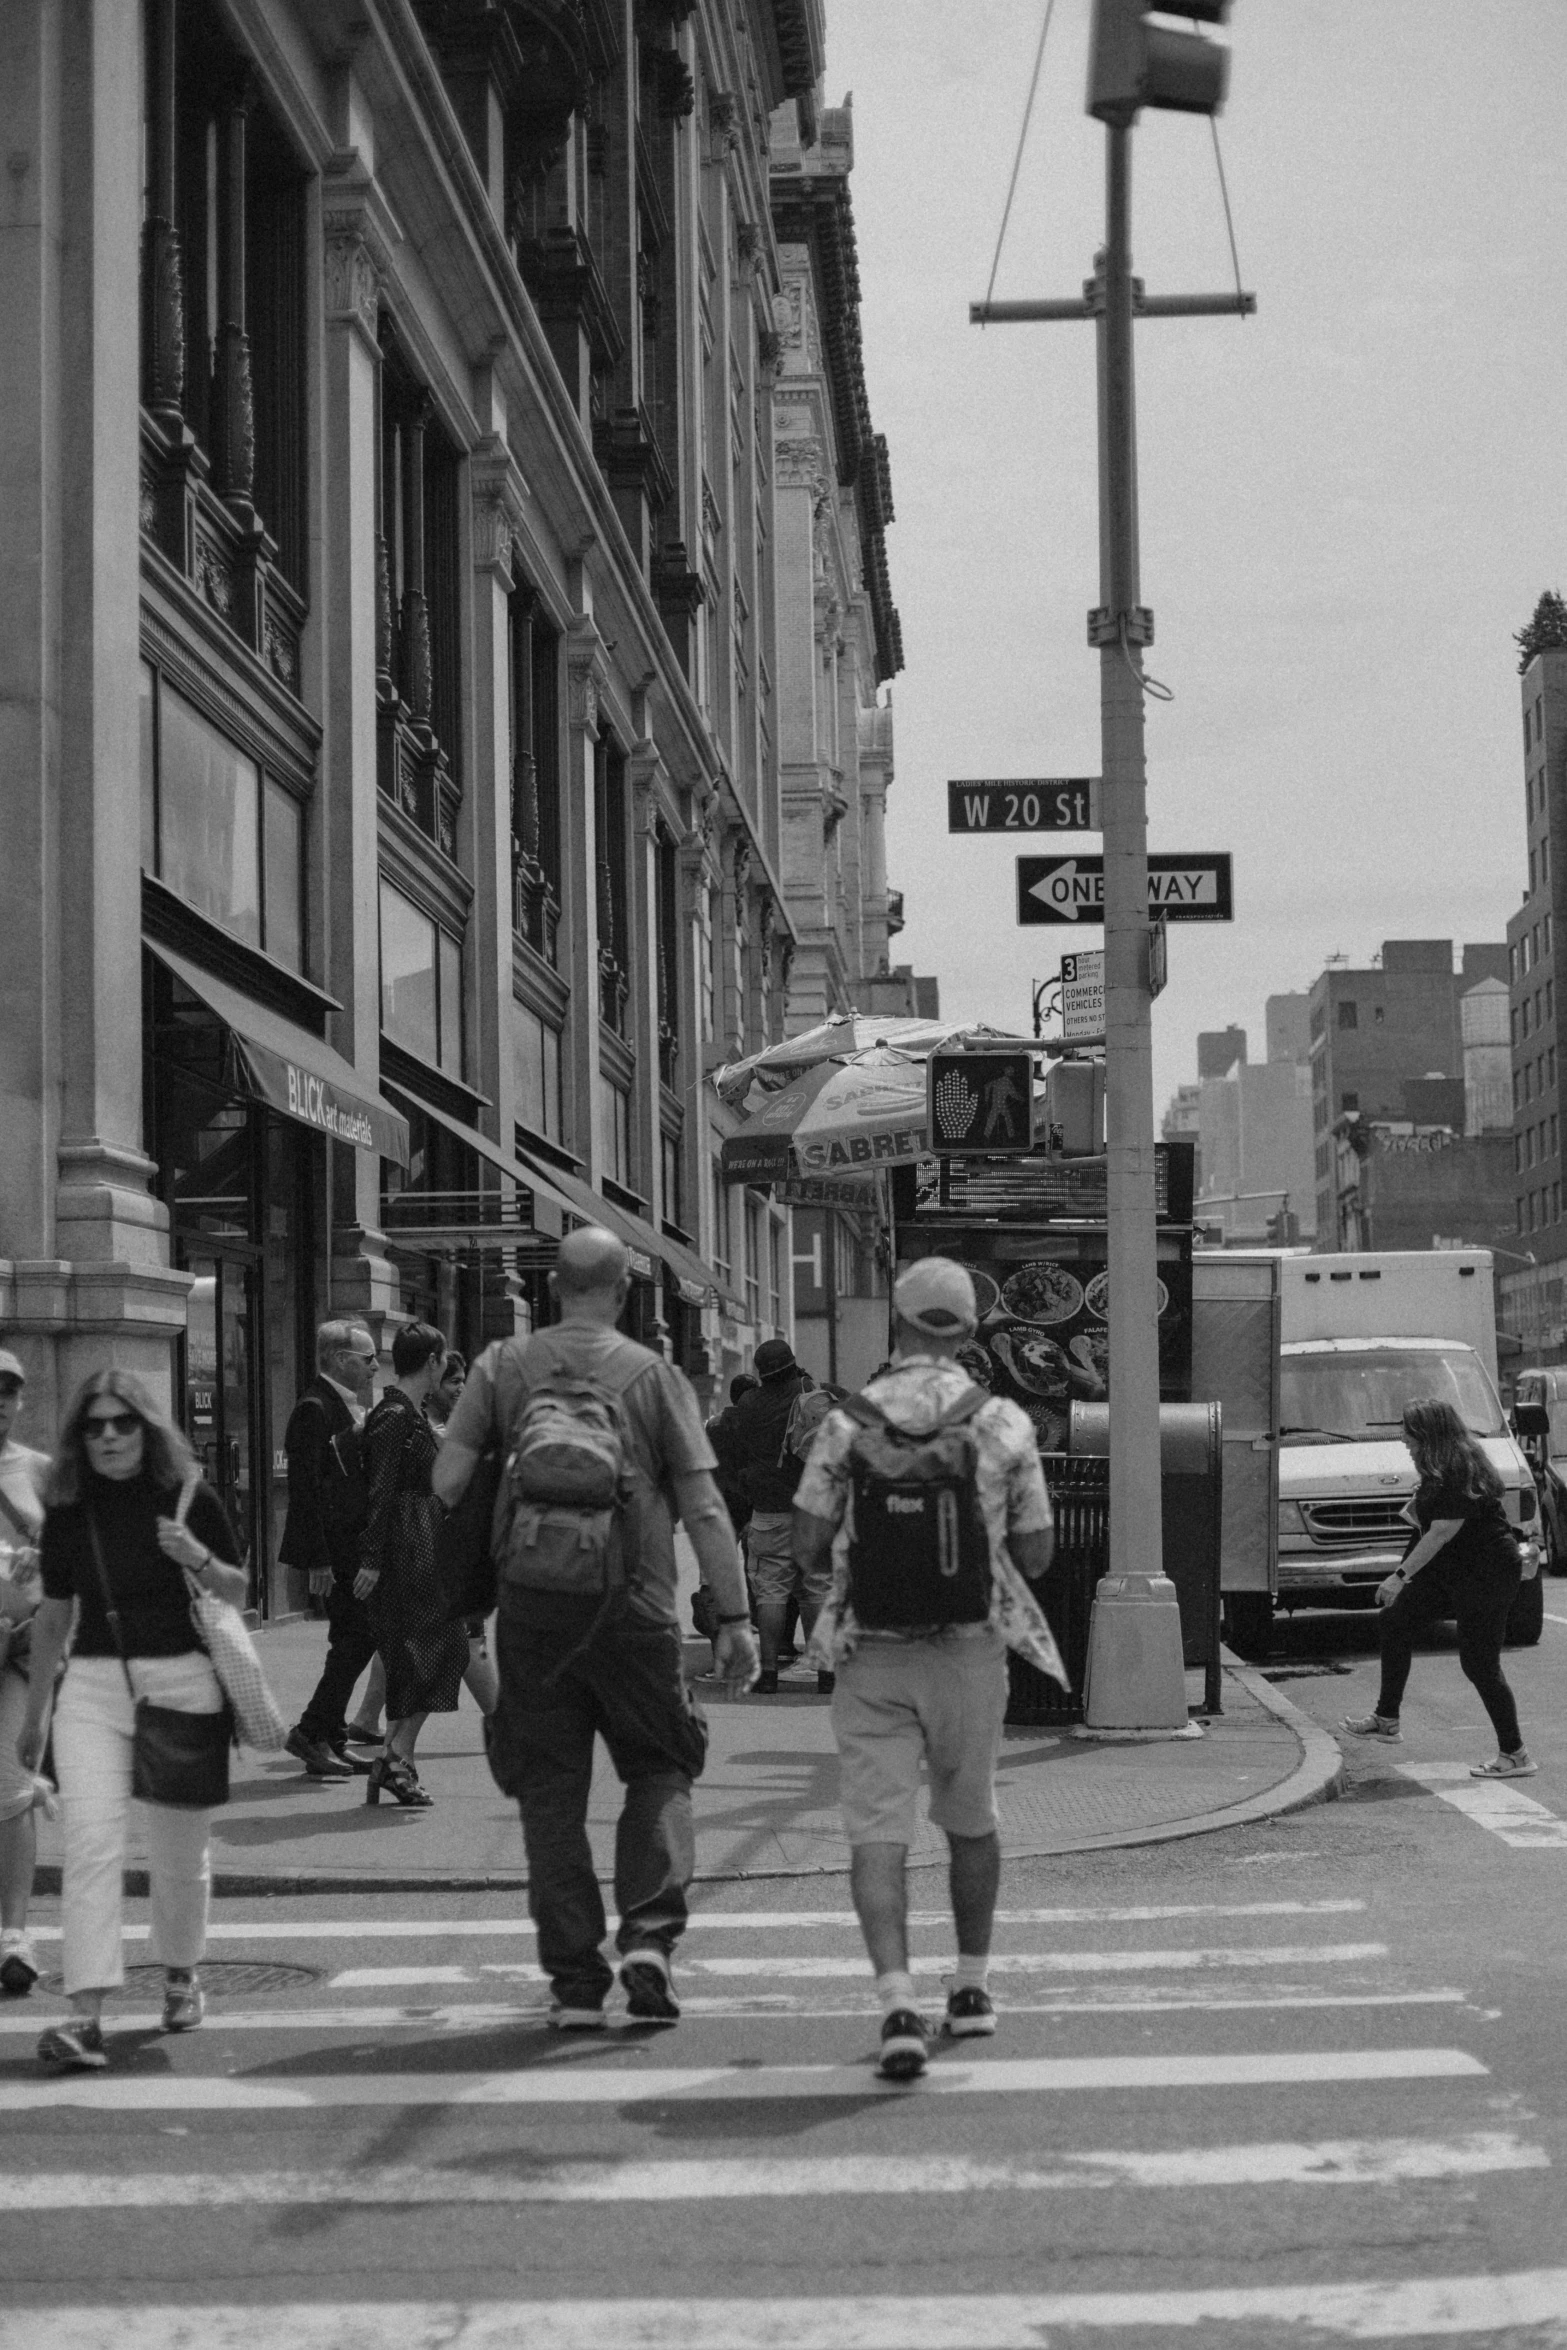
left=425, top=1349, right=498, bottom=1720
left=0, top=1348, right=52, bottom=1998
left=1344, top=1396, right=1536, bottom=1776
left=358, top=1322, right=469, bottom=1808
left=16, top=1371, right=244, bottom=2071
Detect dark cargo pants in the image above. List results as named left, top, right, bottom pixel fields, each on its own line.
left=491, top=1608, right=709, bottom=2009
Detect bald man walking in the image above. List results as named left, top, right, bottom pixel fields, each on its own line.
left=436, top=1229, right=759, bottom=2028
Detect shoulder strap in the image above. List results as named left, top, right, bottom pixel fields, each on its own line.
left=81, top=1510, right=137, bottom=1704
left=0, top=1483, right=40, bottom=1542
left=172, top=1471, right=200, bottom=1529
left=839, top=1392, right=890, bottom=1434
left=936, top=1384, right=991, bottom=1433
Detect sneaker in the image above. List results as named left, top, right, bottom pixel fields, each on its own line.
left=753, top=1669, right=780, bottom=1696
left=38, top=2019, right=107, bottom=2072
left=620, top=1949, right=680, bottom=2024
left=944, top=1985, right=997, bottom=2039
left=1342, top=1711, right=1402, bottom=1740
left=547, top=2001, right=608, bottom=2032
left=1471, top=1751, right=1539, bottom=1778
left=817, top=1670, right=836, bottom=1696
left=284, top=1727, right=353, bottom=1780
left=0, top=1931, right=40, bottom=1997
left=877, top=2008, right=930, bottom=2082
left=162, top=1971, right=205, bottom=2032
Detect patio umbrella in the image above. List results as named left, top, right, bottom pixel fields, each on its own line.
left=719, top=1046, right=931, bottom=1184
left=712, top=1013, right=976, bottom=1109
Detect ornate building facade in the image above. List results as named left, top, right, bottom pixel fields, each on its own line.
left=0, top=0, right=882, bottom=1608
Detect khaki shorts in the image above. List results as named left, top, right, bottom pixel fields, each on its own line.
left=745, top=1512, right=831, bottom=1610
left=832, top=1629, right=1008, bottom=1848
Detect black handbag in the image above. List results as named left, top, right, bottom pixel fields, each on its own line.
left=436, top=1442, right=502, bottom=1621
left=84, top=1511, right=231, bottom=1810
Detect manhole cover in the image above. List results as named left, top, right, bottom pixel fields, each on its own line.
left=121, top=1961, right=323, bottom=1996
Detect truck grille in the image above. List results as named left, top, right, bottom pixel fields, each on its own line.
left=1302, top=1498, right=1408, bottom=1549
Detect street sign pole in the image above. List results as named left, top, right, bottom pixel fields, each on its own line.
left=1095, top=122, right=1165, bottom=1598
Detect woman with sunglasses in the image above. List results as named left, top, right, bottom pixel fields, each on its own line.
left=15, top=1371, right=244, bottom=2072
left=357, top=1322, right=469, bottom=1808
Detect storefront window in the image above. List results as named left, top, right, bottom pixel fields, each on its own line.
left=140, top=663, right=304, bottom=971
left=380, top=878, right=463, bottom=1078
left=516, top=1004, right=562, bottom=1141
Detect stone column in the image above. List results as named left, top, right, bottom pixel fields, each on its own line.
left=0, top=0, right=190, bottom=1432
left=321, top=165, right=399, bottom=1327
left=468, top=431, right=528, bottom=1173
left=563, top=624, right=608, bottom=1186
left=629, top=743, right=671, bottom=1229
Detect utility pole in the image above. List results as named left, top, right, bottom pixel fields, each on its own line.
left=972, top=1, right=1251, bottom=1719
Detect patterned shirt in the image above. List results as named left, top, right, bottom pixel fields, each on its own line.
left=795, top=1354, right=1066, bottom=1684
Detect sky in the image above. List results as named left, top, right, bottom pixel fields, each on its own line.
left=825, top=0, right=1567, bottom=1112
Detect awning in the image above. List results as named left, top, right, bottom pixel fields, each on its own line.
left=147, top=941, right=411, bottom=1168
left=382, top=1085, right=589, bottom=1237
left=509, top=1136, right=740, bottom=1306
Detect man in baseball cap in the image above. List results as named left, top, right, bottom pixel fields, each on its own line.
left=791, top=1253, right=1065, bottom=2081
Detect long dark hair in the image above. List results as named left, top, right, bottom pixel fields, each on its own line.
left=48, top=1369, right=197, bottom=1508
left=1402, top=1398, right=1501, bottom=1503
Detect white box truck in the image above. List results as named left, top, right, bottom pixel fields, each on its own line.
left=1257, top=1249, right=1542, bottom=1655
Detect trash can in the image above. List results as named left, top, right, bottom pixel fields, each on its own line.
left=1005, top=1453, right=1110, bottom=1726
left=1068, top=1401, right=1225, bottom=1714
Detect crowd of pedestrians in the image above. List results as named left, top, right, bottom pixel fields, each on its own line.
left=0, top=1236, right=1538, bottom=2084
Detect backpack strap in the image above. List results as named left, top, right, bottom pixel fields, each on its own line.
left=839, top=1392, right=890, bottom=1434
left=841, top=1382, right=989, bottom=1438
left=935, top=1384, right=991, bottom=1433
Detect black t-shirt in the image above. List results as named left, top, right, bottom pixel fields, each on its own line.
left=1414, top=1476, right=1519, bottom=1579
left=41, top=1473, right=240, bottom=1657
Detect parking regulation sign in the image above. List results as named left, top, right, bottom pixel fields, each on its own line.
left=1017, top=853, right=1233, bottom=925
left=1060, top=948, right=1105, bottom=1042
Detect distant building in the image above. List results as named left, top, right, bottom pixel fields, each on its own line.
left=1334, top=1123, right=1516, bottom=1263
left=1308, top=939, right=1509, bottom=1244
left=1503, top=644, right=1567, bottom=1360
left=1162, top=1084, right=1202, bottom=1193
left=1197, top=1059, right=1316, bottom=1245
left=1462, top=978, right=1512, bottom=1135
left=1197, top=1026, right=1248, bottom=1079
left=1265, top=994, right=1311, bottom=1065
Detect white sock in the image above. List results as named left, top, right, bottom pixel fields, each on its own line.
left=876, top=1969, right=917, bottom=2016
left=953, top=1954, right=989, bottom=1993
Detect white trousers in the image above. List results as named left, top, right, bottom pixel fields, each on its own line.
left=52, top=1654, right=223, bottom=1996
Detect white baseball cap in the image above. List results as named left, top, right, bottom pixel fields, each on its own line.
left=893, top=1258, right=978, bottom=1337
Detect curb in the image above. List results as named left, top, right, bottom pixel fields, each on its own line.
left=30, top=1663, right=1346, bottom=1900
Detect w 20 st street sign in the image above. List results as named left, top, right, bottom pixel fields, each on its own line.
left=1017, top=852, right=1234, bottom=925
left=948, top=778, right=1101, bottom=832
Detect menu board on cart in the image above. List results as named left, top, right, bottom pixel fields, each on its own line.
left=894, top=1222, right=1193, bottom=1454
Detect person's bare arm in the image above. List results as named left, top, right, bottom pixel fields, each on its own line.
left=1377, top=1518, right=1461, bottom=1608
left=0, top=1573, right=39, bottom=1623
left=792, top=1507, right=836, bottom=1582
left=15, top=1598, right=73, bottom=1772
left=1007, top=1526, right=1054, bottom=1583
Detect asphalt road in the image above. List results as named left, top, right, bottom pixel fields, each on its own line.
left=2, top=1605, right=1566, bottom=2349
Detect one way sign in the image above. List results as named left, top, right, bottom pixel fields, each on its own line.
left=1017, top=852, right=1234, bottom=925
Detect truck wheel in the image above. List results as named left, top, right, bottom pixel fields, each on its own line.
left=1223, top=1593, right=1274, bottom=1662
left=1505, top=1573, right=1545, bottom=1648
left=1546, top=1513, right=1567, bottom=1577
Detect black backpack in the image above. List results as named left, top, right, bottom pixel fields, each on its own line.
left=841, top=1385, right=992, bottom=1630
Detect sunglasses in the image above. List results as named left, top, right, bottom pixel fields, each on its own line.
left=83, top=1411, right=141, bottom=1439
left=0, top=1379, right=23, bottom=1400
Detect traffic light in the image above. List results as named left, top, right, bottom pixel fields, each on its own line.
left=1088, top=0, right=1231, bottom=124
left=927, top=1050, right=1035, bottom=1158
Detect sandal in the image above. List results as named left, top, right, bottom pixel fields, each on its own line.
left=1470, top=1751, right=1538, bottom=1778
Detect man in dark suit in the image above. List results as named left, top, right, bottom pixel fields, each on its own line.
left=280, top=1320, right=380, bottom=1779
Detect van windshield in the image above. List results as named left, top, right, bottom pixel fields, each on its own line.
left=1280, top=1348, right=1506, bottom=1445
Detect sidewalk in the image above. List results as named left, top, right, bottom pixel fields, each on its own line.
left=33, top=1620, right=1343, bottom=1896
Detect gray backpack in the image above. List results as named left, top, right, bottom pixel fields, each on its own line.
left=498, top=1348, right=646, bottom=1604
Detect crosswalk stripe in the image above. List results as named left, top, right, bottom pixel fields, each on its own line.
left=1399, top=1763, right=1567, bottom=1848
left=328, top=1940, right=1387, bottom=1989
left=15, top=1898, right=1365, bottom=1946
left=13, top=2273, right=1567, bottom=2348
left=0, top=1988, right=1469, bottom=2036
left=0, top=2132, right=1541, bottom=2210
left=0, top=2047, right=1486, bottom=2113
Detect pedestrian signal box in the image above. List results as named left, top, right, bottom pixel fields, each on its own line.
left=927, top=1050, right=1035, bottom=1158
